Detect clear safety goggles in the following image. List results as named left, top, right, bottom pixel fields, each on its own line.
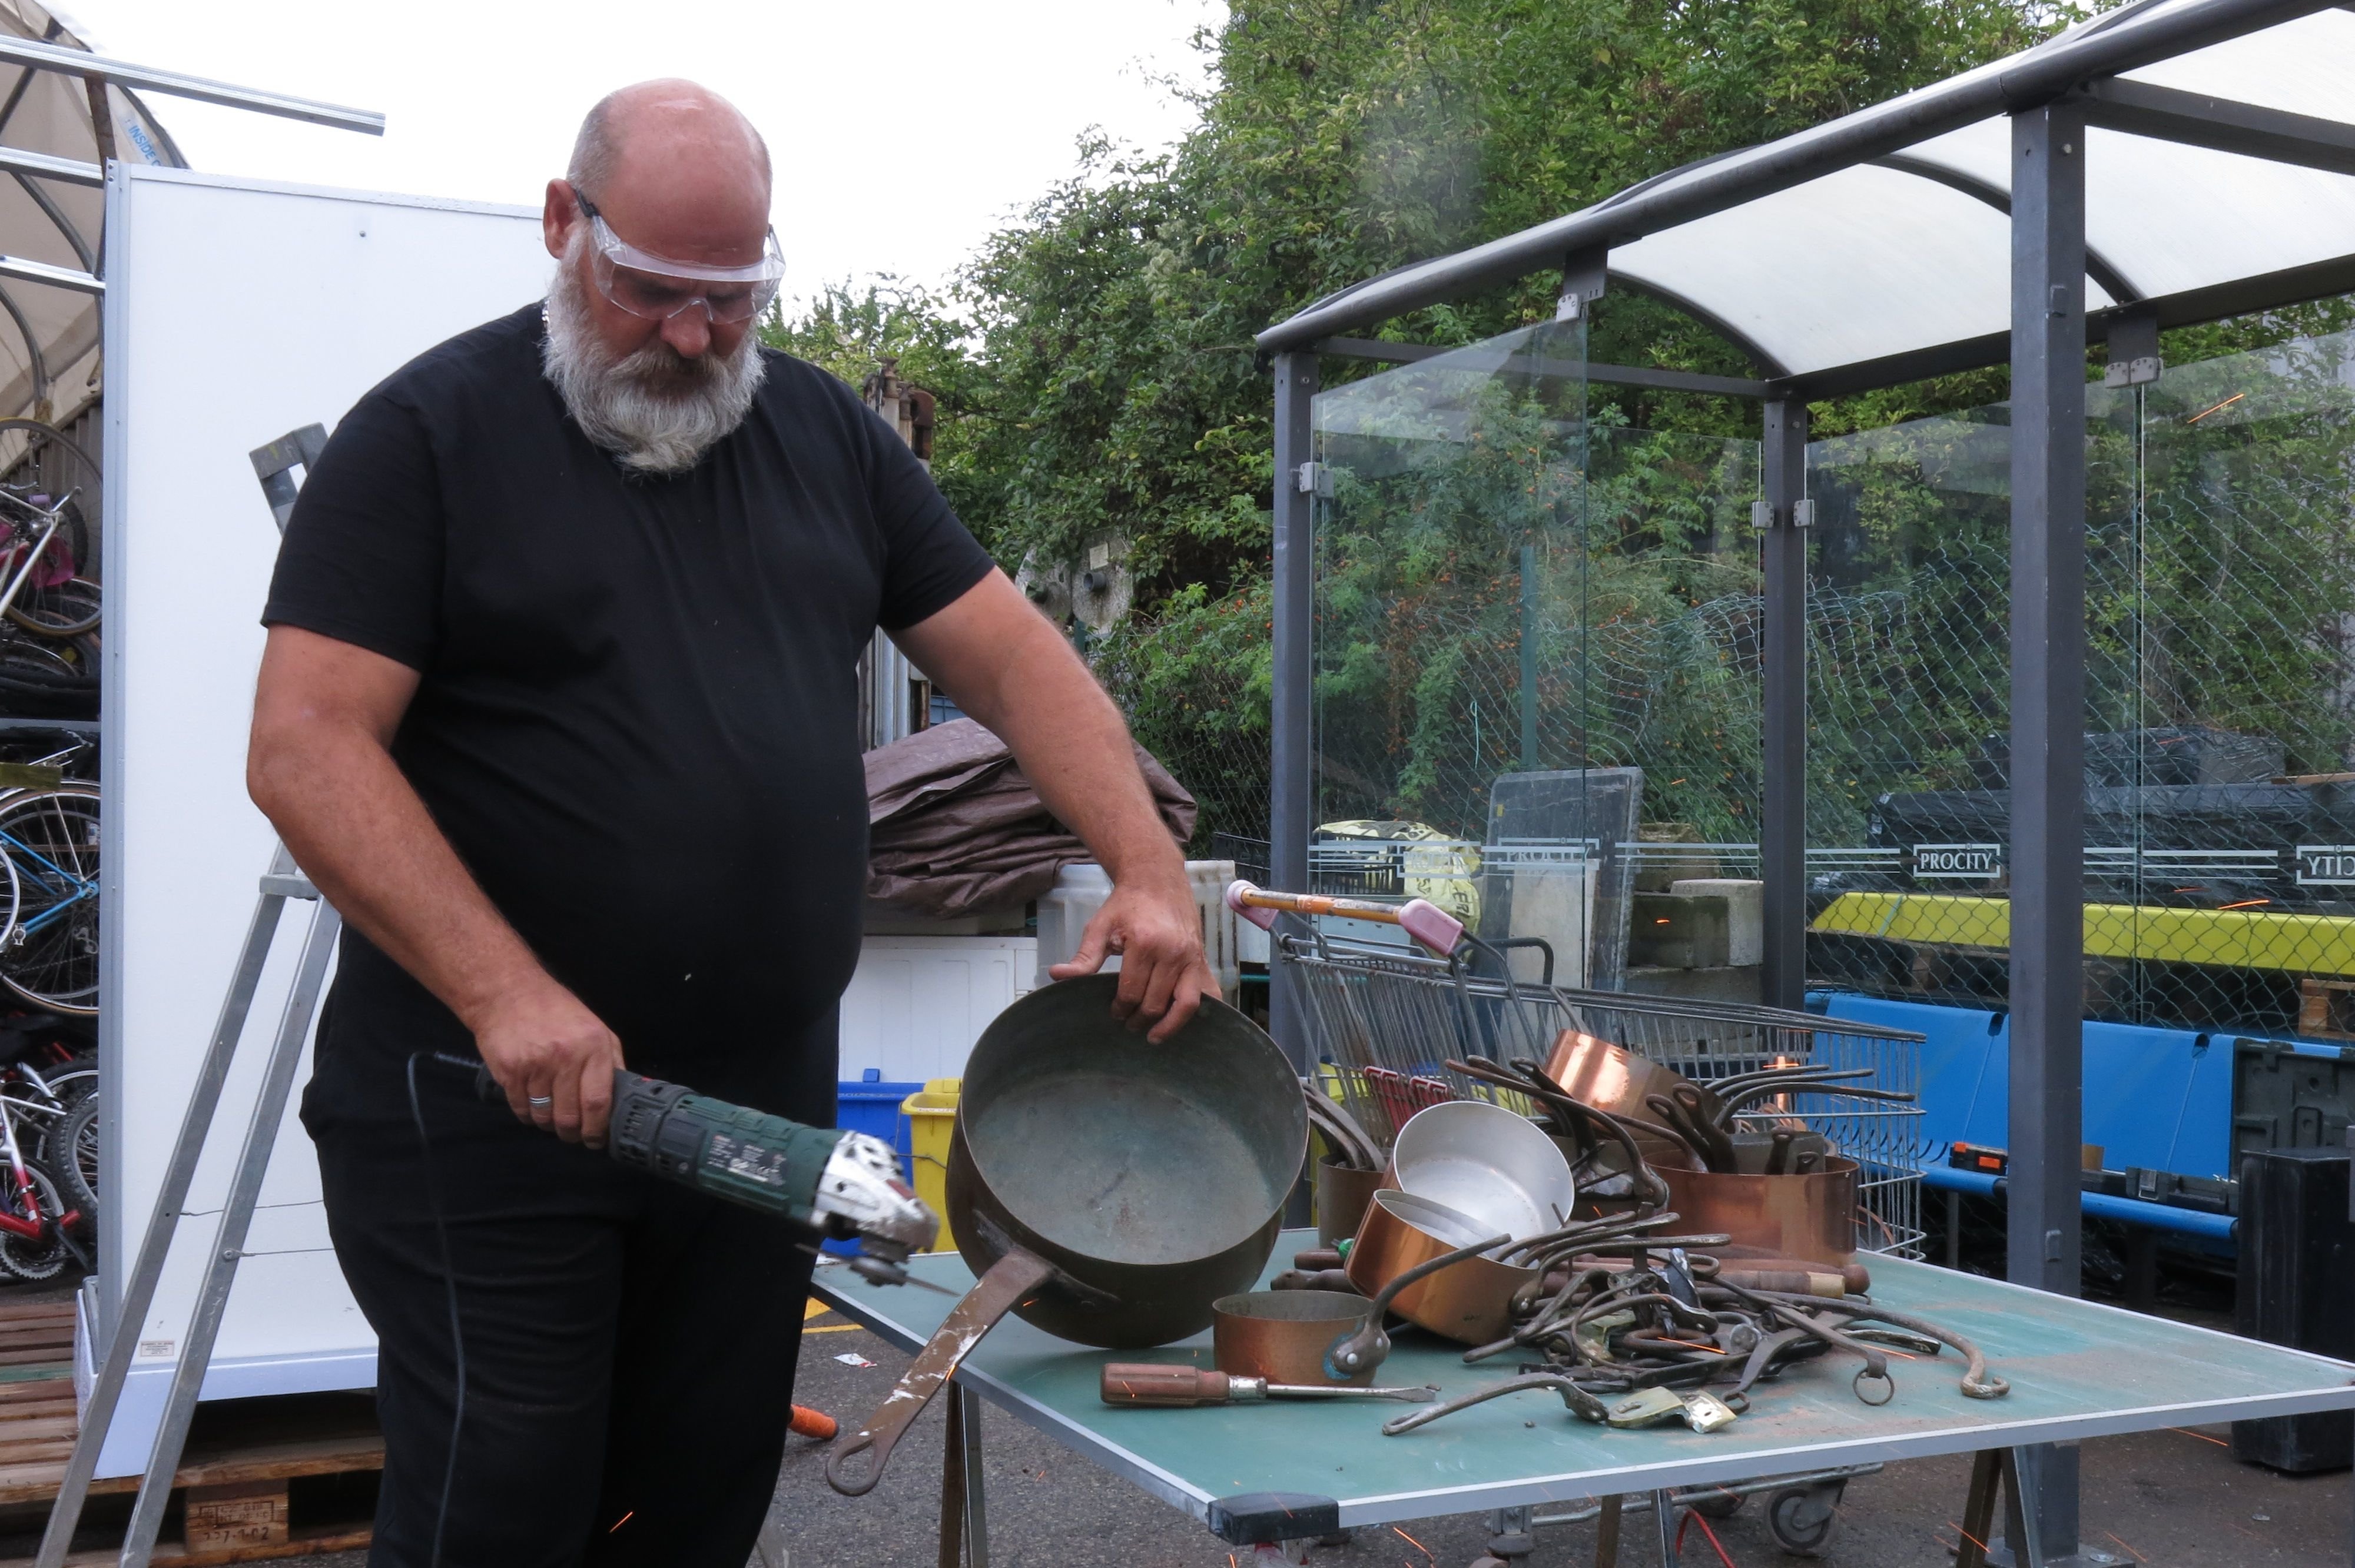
left=576, top=193, right=785, bottom=325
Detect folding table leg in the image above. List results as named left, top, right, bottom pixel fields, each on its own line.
left=1957, top=1449, right=2003, bottom=1568
left=938, top=1394, right=965, bottom=1568
left=1652, top=1489, right=1679, bottom=1567
left=959, top=1387, right=990, bottom=1568
left=1594, top=1495, right=1622, bottom=1568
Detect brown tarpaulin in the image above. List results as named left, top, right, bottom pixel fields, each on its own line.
left=865, top=719, right=1197, bottom=916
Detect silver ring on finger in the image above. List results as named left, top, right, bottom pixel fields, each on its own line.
left=528, top=1094, right=553, bottom=1108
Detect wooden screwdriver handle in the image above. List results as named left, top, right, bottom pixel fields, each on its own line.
left=1100, top=1364, right=1232, bottom=1407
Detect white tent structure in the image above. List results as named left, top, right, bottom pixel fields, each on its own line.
left=0, top=1, right=187, bottom=432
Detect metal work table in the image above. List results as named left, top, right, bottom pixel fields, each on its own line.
left=813, top=1231, right=2355, bottom=1563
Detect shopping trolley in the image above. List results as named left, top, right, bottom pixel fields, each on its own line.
left=1233, top=883, right=1932, bottom=1259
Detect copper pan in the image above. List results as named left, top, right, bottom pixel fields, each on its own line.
left=1213, top=1290, right=1375, bottom=1387
left=1544, top=1029, right=1723, bottom=1125
left=1344, top=1189, right=1534, bottom=1348
left=1660, top=1157, right=1859, bottom=1266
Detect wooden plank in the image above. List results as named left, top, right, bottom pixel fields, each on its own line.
left=18, top=1522, right=375, bottom=1567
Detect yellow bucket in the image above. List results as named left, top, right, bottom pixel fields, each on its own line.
left=901, top=1078, right=961, bottom=1253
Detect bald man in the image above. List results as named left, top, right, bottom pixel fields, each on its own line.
left=248, top=81, right=1216, bottom=1567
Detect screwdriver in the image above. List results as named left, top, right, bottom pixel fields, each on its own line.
left=1101, top=1364, right=1438, bottom=1407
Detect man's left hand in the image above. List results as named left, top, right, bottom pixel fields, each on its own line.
left=1048, top=871, right=1218, bottom=1041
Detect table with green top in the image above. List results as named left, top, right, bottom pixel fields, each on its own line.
left=813, top=1232, right=2355, bottom=1566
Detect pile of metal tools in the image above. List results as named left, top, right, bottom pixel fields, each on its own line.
left=1147, top=884, right=2011, bottom=1445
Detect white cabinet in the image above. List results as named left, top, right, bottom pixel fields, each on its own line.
left=837, top=935, right=1039, bottom=1082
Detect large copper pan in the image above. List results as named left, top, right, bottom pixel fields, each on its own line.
left=827, top=976, right=1305, bottom=1494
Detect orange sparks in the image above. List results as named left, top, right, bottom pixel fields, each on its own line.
left=608, top=1511, right=635, bottom=1534
left=2185, top=391, right=2245, bottom=424
left=2105, top=1530, right=2147, bottom=1562
left=1949, top=1520, right=1991, bottom=1555
left=1392, top=1526, right=1435, bottom=1562
left=2170, top=1426, right=2231, bottom=1447
left=1689, top=1508, right=1740, bottom=1568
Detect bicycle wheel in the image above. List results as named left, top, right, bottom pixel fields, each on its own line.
left=0, top=785, right=98, bottom=1014
left=5, top=576, right=99, bottom=638
left=54, top=1092, right=94, bottom=1231
left=0, top=634, right=95, bottom=718
left=0, top=1164, right=69, bottom=1281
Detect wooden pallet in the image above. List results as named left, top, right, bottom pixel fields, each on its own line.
left=0, top=1298, right=383, bottom=1565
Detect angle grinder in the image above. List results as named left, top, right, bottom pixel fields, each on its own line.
left=436, top=1053, right=941, bottom=1288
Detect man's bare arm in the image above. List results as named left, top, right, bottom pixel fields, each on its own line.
left=246, top=624, right=623, bottom=1143
left=893, top=570, right=1215, bottom=1039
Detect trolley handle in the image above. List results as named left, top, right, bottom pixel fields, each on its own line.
left=1223, top=881, right=1465, bottom=957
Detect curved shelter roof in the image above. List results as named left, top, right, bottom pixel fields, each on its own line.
left=0, top=1, right=185, bottom=424
left=1259, top=0, right=2355, bottom=397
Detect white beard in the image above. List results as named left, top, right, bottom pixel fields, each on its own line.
left=540, top=247, right=767, bottom=475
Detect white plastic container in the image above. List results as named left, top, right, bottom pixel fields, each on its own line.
left=1034, top=861, right=1242, bottom=1001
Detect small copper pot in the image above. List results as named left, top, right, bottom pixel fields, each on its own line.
left=1345, top=1189, right=1534, bottom=1347
left=1660, top=1157, right=1859, bottom=1265
left=1316, top=1155, right=1390, bottom=1247
left=1213, top=1290, right=1375, bottom=1387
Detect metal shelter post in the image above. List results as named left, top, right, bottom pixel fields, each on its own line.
left=1268, top=349, right=1318, bottom=1068
left=1759, top=398, right=1809, bottom=1011
left=2002, top=95, right=2094, bottom=1567
left=1262, top=346, right=1319, bottom=1064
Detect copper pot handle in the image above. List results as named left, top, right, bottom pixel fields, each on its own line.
left=1324, top=1230, right=1508, bottom=1380
left=825, top=1247, right=1057, bottom=1496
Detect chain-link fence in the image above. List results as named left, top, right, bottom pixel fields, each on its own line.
left=1807, top=329, right=2355, bottom=1034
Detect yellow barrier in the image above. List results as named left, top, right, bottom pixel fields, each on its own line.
left=1812, top=892, right=2355, bottom=978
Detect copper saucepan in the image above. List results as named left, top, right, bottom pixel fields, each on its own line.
left=1213, top=1290, right=1376, bottom=1387
left=1660, top=1157, right=1860, bottom=1265
left=1342, top=1189, right=1533, bottom=1356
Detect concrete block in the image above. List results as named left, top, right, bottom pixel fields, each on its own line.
left=1672, top=878, right=1763, bottom=968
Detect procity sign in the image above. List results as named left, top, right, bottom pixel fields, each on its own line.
left=2296, top=846, right=2355, bottom=887
left=1911, top=842, right=2001, bottom=886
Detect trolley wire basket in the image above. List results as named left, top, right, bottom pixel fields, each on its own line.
left=1281, top=929, right=1932, bottom=1258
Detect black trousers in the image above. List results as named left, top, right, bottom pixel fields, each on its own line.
left=310, top=1051, right=828, bottom=1568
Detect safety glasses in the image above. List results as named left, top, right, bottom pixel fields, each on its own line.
left=574, top=192, right=784, bottom=325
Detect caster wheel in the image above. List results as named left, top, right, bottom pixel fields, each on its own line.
left=1466, top=1557, right=1512, bottom=1568
left=1691, top=1489, right=1745, bottom=1519
left=1766, top=1482, right=1842, bottom=1557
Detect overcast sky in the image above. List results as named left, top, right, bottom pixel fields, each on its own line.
left=59, top=0, right=1222, bottom=309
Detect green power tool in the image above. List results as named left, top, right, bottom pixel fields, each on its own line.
left=453, top=1056, right=942, bottom=1287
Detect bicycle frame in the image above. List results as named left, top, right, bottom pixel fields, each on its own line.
left=0, top=488, right=74, bottom=624
left=0, top=1085, right=61, bottom=1240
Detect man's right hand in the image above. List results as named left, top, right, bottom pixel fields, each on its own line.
left=470, top=980, right=626, bottom=1148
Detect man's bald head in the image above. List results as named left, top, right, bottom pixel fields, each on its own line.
left=565, top=81, right=771, bottom=263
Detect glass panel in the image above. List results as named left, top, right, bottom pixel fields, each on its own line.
left=1806, top=325, right=2355, bottom=1037
left=1310, top=319, right=1762, bottom=989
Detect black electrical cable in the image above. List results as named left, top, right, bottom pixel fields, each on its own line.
left=404, top=1052, right=466, bottom=1568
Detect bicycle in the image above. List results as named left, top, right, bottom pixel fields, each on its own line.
left=0, top=1071, right=85, bottom=1281
left=0, top=783, right=99, bottom=1015
left=0, top=418, right=100, bottom=639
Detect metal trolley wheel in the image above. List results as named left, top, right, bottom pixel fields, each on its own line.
left=1766, top=1480, right=1845, bottom=1557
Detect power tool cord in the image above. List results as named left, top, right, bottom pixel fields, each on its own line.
left=404, top=1052, right=466, bottom=1568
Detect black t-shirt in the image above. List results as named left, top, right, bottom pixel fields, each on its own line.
left=265, top=303, right=994, bottom=1122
